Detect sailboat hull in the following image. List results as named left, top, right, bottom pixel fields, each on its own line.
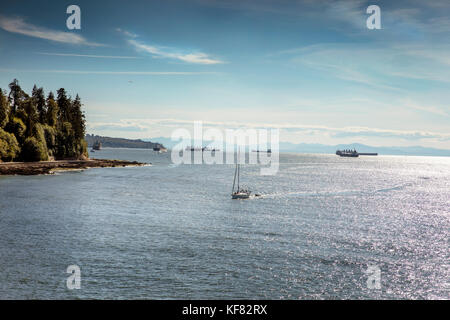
left=232, top=192, right=251, bottom=199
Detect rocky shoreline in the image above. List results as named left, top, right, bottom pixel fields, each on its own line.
left=0, top=159, right=147, bottom=176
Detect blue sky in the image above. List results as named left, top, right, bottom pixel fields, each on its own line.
left=0, top=0, right=449, bottom=148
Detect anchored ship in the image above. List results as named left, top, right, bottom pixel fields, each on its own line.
left=92, top=140, right=102, bottom=151
left=252, top=148, right=272, bottom=153
left=153, top=147, right=167, bottom=153
left=185, top=146, right=220, bottom=152
left=336, top=149, right=378, bottom=157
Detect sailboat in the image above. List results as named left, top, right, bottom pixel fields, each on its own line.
left=231, top=160, right=251, bottom=199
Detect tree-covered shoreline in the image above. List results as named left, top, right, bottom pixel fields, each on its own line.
left=0, top=79, right=87, bottom=162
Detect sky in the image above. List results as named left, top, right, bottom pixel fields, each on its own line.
left=0, top=0, right=449, bottom=149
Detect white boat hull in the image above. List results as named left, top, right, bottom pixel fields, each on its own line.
left=232, top=192, right=251, bottom=199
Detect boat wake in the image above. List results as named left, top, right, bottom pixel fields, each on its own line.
left=375, top=182, right=413, bottom=193
left=251, top=190, right=356, bottom=199
left=250, top=183, right=415, bottom=199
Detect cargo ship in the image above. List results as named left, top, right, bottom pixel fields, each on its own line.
left=336, top=149, right=378, bottom=157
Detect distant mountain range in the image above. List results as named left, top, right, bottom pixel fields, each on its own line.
left=85, top=135, right=450, bottom=156
left=85, top=134, right=164, bottom=149
left=146, top=137, right=450, bottom=157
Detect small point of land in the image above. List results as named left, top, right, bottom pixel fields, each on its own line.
left=0, top=159, right=147, bottom=176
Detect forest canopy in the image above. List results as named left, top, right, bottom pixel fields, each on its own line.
left=0, top=79, right=87, bottom=162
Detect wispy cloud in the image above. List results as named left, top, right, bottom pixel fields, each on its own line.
left=273, top=42, right=450, bottom=87
left=393, top=44, right=450, bottom=67
left=115, top=28, right=138, bottom=38
left=0, top=68, right=218, bottom=75
left=115, top=25, right=225, bottom=65
left=0, top=16, right=103, bottom=46
left=128, top=39, right=224, bottom=65
left=197, top=0, right=450, bottom=38
left=402, top=99, right=449, bottom=117
left=279, top=43, right=403, bottom=91
left=89, top=121, right=147, bottom=132
left=36, top=52, right=140, bottom=59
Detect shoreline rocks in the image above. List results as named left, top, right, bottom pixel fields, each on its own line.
left=0, top=159, right=147, bottom=176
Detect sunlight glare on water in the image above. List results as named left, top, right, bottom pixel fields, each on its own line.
left=0, top=149, right=449, bottom=299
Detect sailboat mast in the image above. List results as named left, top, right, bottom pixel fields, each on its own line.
left=232, top=163, right=237, bottom=194
left=237, top=148, right=240, bottom=191
left=237, top=163, right=240, bottom=191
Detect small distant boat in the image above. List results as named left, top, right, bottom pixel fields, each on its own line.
left=153, top=146, right=167, bottom=153
left=185, top=146, right=219, bottom=152
left=252, top=148, right=271, bottom=153
left=92, top=141, right=102, bottom=151
left=185, top=146, right=203, bottom=151
left=231, top=153, right=251, bottom=199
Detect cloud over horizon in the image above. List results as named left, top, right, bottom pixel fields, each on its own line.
left=87, top=118, right=450, bottom=144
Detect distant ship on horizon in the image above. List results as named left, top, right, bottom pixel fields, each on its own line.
left=153, top=146, right=167, bottom=153
left=185, top=146, right=220, bottom=152
left=252, top=149, right=272, bottom=153
left=92, top=140, right=102, bottom=151
left=336, top=149, right=378, bottom=157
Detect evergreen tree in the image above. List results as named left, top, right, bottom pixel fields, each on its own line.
left=32, top=85, right=46, bottom=123
left=46, top=92, right=58, bottom=127
left=19, top=98, right=38, bottom=138
left=71, top=94, right=86, bottom=140
left=8, top=79, right=27, bottom=115
left=0, top=79, right=88, bottom=162
left=0, top=89, right=9, bottom=129
left=5, top=117, right=26, bottom=146
left=57, top=88, right=71, bottom=124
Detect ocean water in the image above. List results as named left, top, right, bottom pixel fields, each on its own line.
left=0, top=148, right=449, bottom=299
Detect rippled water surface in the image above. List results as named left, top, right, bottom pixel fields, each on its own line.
left=0, top=149, right=449, bottom=299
